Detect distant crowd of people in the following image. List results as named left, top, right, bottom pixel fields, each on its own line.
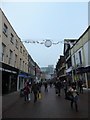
left=20, top=78, right=85, bottom=112
left=20, top=81, right=42, bottom=103
left=53, top=78, right=84, bottom=112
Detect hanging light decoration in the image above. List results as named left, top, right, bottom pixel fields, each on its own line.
left=44, top=39, right=52, bottom=47
left=22, top=39, right=64, bottom=48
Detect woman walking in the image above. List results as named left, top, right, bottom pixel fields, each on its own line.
left=67, top=84, right=79, bottom=112
left=23, top=81, right=30, bottom=102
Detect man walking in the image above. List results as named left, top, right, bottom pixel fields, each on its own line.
left=32, top=82, right=38, bottom=103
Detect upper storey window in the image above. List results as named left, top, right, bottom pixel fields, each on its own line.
left=3, top=23, right=8, bottom=37
left=10, top=33, right=14, bottom=43
left=15, top=39, right=18, bottom=49
left=2, top=43, right=6, bottom=61
left=20, top=46, right=22, bottom=53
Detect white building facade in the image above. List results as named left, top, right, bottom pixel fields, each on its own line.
left=71, top=26, right=90, bottom=88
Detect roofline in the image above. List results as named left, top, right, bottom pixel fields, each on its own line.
left=0, top=8, right=21, bottom=40
left=71, top=25, right=90, bottom=49
left=64, top=39, right=77, bottom=41
left=0, top=9, right=30, bottom=54
left=78, top=25, right=90, bottom=41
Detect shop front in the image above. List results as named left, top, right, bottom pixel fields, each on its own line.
left=76, top=66, right=89, bottom=88
left=66, top=66, right=73, bottom=84
left=1, top=63, right=19, bottom=95
left=17, top=71, right=31, bottom=91
left=84, top=66, right=90, bottom=88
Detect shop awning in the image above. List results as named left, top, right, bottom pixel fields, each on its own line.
left=76, top=66, right=86, bottom=73
left=84, top=66, right=90, bottom=72
left=18, top=74, right=35, bottom=78
left=66, top=66, right=73, bottom=73
left=18, top=74, right=27, bottom=77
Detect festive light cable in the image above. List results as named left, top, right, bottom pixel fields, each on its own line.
left=22, top=39, right=64, bottom=47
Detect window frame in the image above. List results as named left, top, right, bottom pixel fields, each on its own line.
left=9, top=49, right=13, bottom=64
left=10, top=33, right=14, bottom=44
left=2, top=43, right=6, bottom=61
left=3, top=23, right=8, bottom=37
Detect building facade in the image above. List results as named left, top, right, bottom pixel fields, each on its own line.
left=0, top=9, right=29, bottom=93
left=56, top=55, right=66, bottom=81
left=0, top=9, right=41, bottom=94
left=0, top=9, right=19, bottom=94
left=41, top=65, right=54, bottom=81
left=28, top=54, right=36, bottom=83
left=63, top=39, right=77, bottom=84
left=71, top=26, right=90, bottom=88
left=17, top=40, right=29, bottom=91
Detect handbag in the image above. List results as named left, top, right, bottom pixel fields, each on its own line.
left=55, top=89, right=58, bottom=94
left=38, top=93, right=42, bottom=99
left=65, top=91, right=73, bottom=101
left=28, top=93, right=31, bottom=101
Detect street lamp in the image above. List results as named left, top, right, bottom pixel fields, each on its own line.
left=35, top=65, right=36, bottom=79
left=33, top=62, right=37, bottom=81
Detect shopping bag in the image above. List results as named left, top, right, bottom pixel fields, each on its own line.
left=55, top=89, right=58, bottom=94
left=65, top=91, right=73, bottom=101
left=37, top=93, right=39, bottom=99
left=38, top=93, right=42, bottom=99
left=28, top=93, right=31, bottom=101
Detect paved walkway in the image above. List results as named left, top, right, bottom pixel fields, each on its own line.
left=2, top=86, right=89, bottom=118
left=0, top=96, right=2, bottom=119
left=2, top=91, right=20, bottom=113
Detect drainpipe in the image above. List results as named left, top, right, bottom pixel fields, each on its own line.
left=82, top=44, right=88, bottom=88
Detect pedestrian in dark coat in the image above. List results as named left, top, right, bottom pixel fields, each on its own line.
left=44, top=81, right=48, bottom=92
left=23, top=82, right=30, bottom=102
left=32, top=82, right=38, bottom=103
left=78, top=80, right=83, bottom=94
left=57, top=81, right=62, bottom=96
left=67, top=85, right=79, bottom=112
left=63, top=80, right=68, bottom=99
left=54, top=81, right=58, bottom=95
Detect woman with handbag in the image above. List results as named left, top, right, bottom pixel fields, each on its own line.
left=68, top=85, right=79, bottom=112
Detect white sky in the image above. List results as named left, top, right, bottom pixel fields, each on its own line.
left=0, top=0, right=89, bottom=68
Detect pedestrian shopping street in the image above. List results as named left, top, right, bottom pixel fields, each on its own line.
left=2, top=85, right=89, bottom=118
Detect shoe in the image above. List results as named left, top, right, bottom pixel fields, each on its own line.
left=71, top=103, right=73, bottom=109
left=76, top=109, right=79, bottom=112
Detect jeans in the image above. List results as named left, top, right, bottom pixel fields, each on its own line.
left=71, top=96, right=78, bottom=111
left=24, top=94, right=28, bottom=101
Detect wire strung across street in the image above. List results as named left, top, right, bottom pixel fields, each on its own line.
left=22, top=39, right=64, bottom=47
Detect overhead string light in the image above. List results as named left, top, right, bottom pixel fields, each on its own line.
left=22, top=39, right=64, bottom=47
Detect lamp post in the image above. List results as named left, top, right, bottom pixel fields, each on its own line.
left=34, top=62, right=37, bottom=80
left=35, top=66, right=36, bottom=79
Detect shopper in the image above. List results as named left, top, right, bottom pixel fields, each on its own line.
left=67, top=84, right=79, bottom=112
